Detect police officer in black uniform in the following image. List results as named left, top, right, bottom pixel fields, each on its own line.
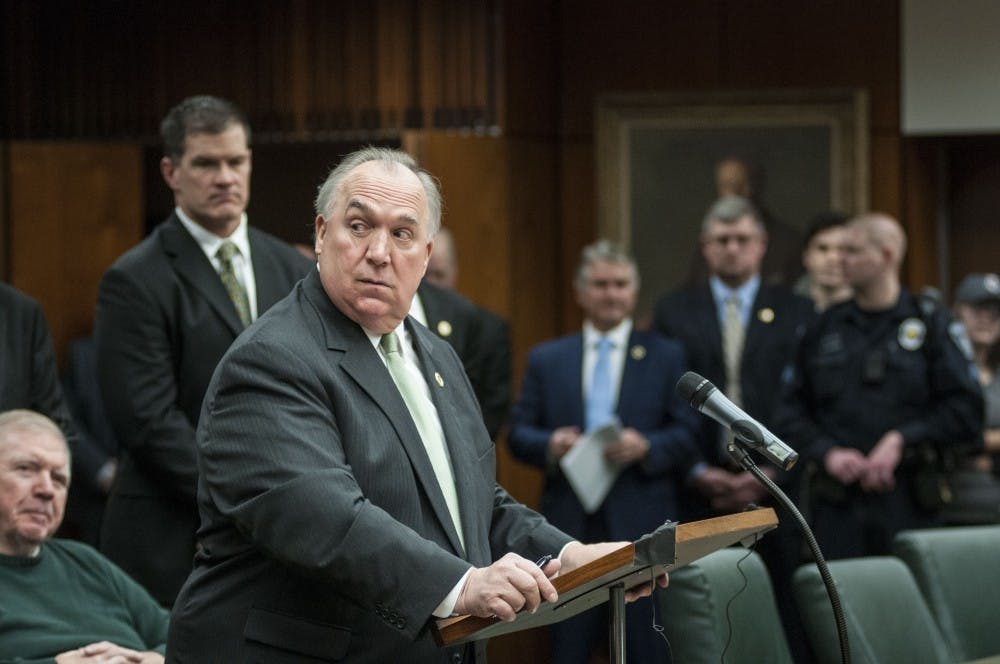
left=773, top=212, right=983, bottom=559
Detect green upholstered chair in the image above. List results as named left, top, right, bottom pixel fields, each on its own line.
left=656, top=547, right=793, bottom=664
left=894, top=526, right=1000, bottom=662
left=793, top=557, right=955, bottom=664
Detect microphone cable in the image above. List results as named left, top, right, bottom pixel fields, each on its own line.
left=720, top=533, right=758, bottom=664
left=729, top=444, right=851, bottom=664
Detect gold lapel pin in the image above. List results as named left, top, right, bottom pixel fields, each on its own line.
left=435, top=372, right=445, bottom=387
left=436, top=320, right=453, bottom=337
left=758, top=308, right=775, bottom=324
left=630, top=345, right=646, bottom=360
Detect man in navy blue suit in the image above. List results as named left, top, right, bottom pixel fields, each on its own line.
left=509, top=239, right=697, bottom=664
left=653, top=195, right=815, bottom=662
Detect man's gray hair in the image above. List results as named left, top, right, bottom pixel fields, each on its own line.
left=0, top=410, right=70, bottom=461
left=574, top=239, right=640, bottom=290
left=314, top=147, right=442, bottom=237
left=701, top=195, right=765, bottom=236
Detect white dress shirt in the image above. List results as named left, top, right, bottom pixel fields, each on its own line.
left=175, top=207, right=259, bottom=322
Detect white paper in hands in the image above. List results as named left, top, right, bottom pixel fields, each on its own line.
left=558, top=420, right=623, bottom=514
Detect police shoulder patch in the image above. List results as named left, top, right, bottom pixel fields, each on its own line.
left=948, top=320, right=975, bottom=361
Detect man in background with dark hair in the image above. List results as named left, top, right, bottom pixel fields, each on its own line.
left=795, top=211, right=853, bottom=311
left=95, top=95, right=312, bottom=605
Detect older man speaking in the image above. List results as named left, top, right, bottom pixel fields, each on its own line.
left=166, top=148, right=663, bottom=663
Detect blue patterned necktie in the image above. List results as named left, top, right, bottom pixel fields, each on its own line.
left=216, top=241, right=251, bottom=328
left=586, top=336, right=615, bottom=432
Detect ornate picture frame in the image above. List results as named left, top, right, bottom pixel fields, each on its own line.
left=596, top=89, right=869, bottom=315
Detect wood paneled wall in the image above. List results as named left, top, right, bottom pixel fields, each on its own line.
left=405, top=133, right=514, bottom=316
left=4, top=143, right=143, bottom=363
left=943, top=136, right=1000, bottom=287
left=1, top=0, right=501, bottom=140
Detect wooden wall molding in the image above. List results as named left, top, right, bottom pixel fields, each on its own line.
left=1, top=1, right=503, bottom=142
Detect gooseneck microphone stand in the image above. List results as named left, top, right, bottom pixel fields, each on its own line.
left=727, top=438, right=851, bottom=664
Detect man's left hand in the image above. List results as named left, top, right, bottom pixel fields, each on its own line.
left=604, top=428, right=649, bottom=465
left=559, top=541, right=668, bottom=601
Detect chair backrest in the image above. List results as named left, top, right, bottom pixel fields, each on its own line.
left=894, top=526, right=1000, bottom=661
left=656, top=547, right=793, bottom=664
left=793, top=557, right=955, bottom=664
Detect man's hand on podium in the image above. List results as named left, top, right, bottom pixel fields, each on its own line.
left=559, top=541, right=670, bottom=601
left=452, top=542, right=670, bottom=623
left=454, top=553, right=560, bottom=622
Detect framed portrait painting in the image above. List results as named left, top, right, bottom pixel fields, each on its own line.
left=596, top=89, right=869, bottom=317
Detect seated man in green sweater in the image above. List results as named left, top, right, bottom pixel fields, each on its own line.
left=0, top=410, right=167, bottom=663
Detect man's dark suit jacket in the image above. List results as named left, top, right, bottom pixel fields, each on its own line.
left=508, top=329, right=698, bottom=541
left=652, top=283, right=814, bottom=479
left=166, top=270, right=572, bottom=663
left=417, top=281, right=511, bottom=439
left=0, top=282, right=76, bottom=442
left=95, top=213, right=311, bottom=605
left=61, top=336, right=119, bottom=546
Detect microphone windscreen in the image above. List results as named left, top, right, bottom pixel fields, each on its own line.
left=675, top=371, right=709, bottom=403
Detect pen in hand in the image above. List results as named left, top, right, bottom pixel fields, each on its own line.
left=534, top=554, right=553, bottom=568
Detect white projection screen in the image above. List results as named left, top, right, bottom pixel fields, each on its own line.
left=903, top=0, right=1000, bottom=135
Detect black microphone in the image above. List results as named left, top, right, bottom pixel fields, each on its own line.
left=675, top=371, right=798, bottom=471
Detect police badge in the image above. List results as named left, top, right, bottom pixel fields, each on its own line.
left=898, top=317, right=926, bottom=351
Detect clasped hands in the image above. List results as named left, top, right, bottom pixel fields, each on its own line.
left=825, top=430, right=904, bottom=492
left=693, top=465, right=770, bottom=511
left=454, top=541, right=668, bottom=622
left=56, top=642, right=163, bottom=664
left=548, top=426, right=650, bottom=465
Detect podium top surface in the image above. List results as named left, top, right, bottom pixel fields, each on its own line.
left=434, top=508, right=777, bottom=646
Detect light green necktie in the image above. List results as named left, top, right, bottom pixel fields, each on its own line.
left=721, top=295, right=745, bottom=456
left=723, top=294, right=745, bottom=407
left=216, top=241, right=252, bottom=328
left=380, top=331, right=464, bottom=548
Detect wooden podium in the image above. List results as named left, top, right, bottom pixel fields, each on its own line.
left=434, top=508, right=778, bottom=661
